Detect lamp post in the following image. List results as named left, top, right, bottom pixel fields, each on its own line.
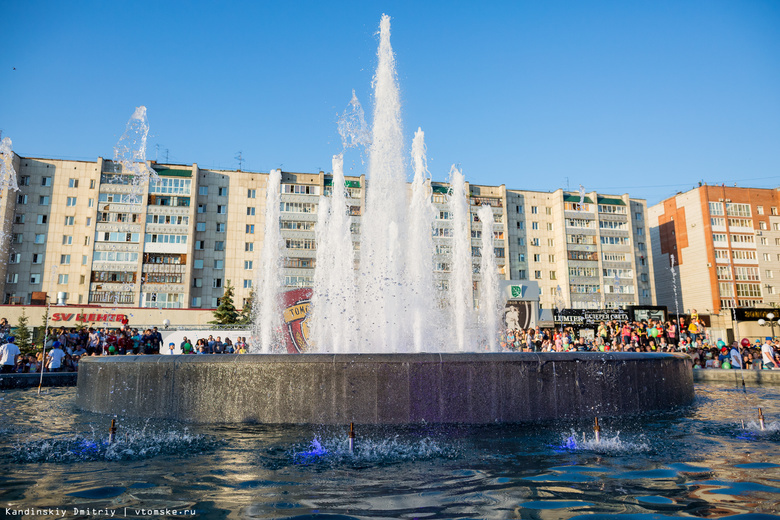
left=758, top=312, right=777, bottom=340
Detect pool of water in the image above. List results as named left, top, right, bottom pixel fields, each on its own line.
left=1, top=384, right=779, bottom=519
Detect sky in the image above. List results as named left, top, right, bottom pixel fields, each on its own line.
left=1, top=0, right=778, bottom=205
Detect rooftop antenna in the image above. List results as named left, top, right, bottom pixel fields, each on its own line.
left=164, top=149, right=169, bottom=163
left=235, top=151, right=244, bottom=171
left=155, top=144, right=160, bottom=162
left=566, top=177, right=570, bottom=191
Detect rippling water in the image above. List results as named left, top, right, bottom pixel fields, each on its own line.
left=1, top=384, right=779, bottom=519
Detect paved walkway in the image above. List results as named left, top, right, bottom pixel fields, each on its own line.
left=693, top=368, right=780, bottom=385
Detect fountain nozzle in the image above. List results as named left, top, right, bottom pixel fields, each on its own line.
left=594, top=417, right=601, bottom=443
left=109, top=419, right=117, bottom=444
left=348, top=422, right=355, bottom=453
left=759, top=408, right=766, bottom=431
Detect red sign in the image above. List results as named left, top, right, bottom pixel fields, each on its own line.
left=51, top=313, right=128, bottom=323
left=281, top=288, right=312, bottom=353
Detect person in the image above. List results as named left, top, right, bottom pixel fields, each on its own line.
left=47, top=341, right=66, bottom=372
left=181, top=337, right=193, bottom=354
left=0, top=336, right=20, bottom=373
left=168, top=342, right=176, bottom=355
left=729, top=341, right=743, bottom=369
left=761, top=339, right=777, bottom=369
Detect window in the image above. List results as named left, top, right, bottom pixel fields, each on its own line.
left=246, top=224, right=254, bottom=234
left=217, top=205, right=227, bottom=214
left=66, top=197, right=77, bottom=206
left=281, top=201, right=318, bottom=213
left=192, top=297, right=202, bottom=308
left=764, top=253, right=771, bottom=261
left=88, top=198, right=94, bottom=207
left=58, top=274, right=69, bottom=284
left=726, top=203, right=751, bottom=217
left=89, top=179, right=95, bottom=189
left=195, top=240, right=204, bottom=250
left=533, top=254, right=541, bottom=262
left=60, top=254, right=70, bottom=265
left=13, top=233, right=22, bottom=243
left=39, top=196, right=50, bottom=205
left=5, top=273, right=18, bottom=284
left=69, top=179, right=79, bottom=188
left=758, top=206, right=764, bottom=215
left=773, top=207, right=778, bottom=216
left=82, top=255, right=87, bottom=265
left=547, top=239, right=555, bottom=247
left=196, top=222, right=206, bottom=232
left=248, top=189, right=256, bottom=198
left=531, top=206, right=538, bottom=214
left=517, top=270, right=526, bottom=279
left=84, top=236, right=90, bottom=246
left=216, top=223, right=226, bottom=232
left=80, top=275, right=85, bottom=284
left=41, top=177, right=52, bottom=186
left=243, top=280, right=252, bottom=288
left=17, top=194, right=27, bottom=204
left=9, top=253, right=20, bottom=264
left=193, top=278, right=203, bottom=288
left=548, top=254, right=555, bottom=262
left=218, top=187, right=228, bottom=196
left=760, top=221, right=767, bottom=230
left=86, top=217, right=92, bottom=226
left=547, top=222, right=553, bottom=231
left=199, top=186, right=208, bottom=196
left=214, top=260, right=224, bottom=269
left=530, top=238, right=540, bottom=246
left=198, top=204, right=206, bottom=214
left=194, top=259, right=204, bottom=269
left=247, top=207, right=256, bottom=216
left=14, top=214, right=24, bottom=224
left=534, top=270, right=542, bottom=279
left=550, top=271, right=557, bottom=280
left=34, top=234, right=46, bottom=244
left=20, top=175, right=29, bottom=186
left=711, top=217, right=725, bottom=227
left=517, top=237, right=525, bottom=246
left=215, top=241, right=224, bottom=251
left=62, top=235, right=72, bottom=245
left=213, top=278, right=223, bottom=288
left=30, top=274, right=41, bottom=284
left=709, top=201, right=724, bottom=216
left=32, top=254, right=42, bottom=264
left=37, top=215, right=47, bottom=224
left=636, top=227, right=644, bottom=236
left=532, top=222, right=538, bottom=230
left=766, top=270, right=774, bottom=279
left=244, top=260, right=253, bottom=270
left=64, top=216, right=74, bottom=226
left=516, top=221, right=524, bottom=230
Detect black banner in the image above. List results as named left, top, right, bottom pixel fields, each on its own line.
left=735, top=308, right=780, bottom=322
left=553, top=309, right=630, bottom=327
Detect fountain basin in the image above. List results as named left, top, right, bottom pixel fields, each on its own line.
left=76, top=353, right=694, bottom=424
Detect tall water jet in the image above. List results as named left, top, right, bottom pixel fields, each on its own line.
left=448, top=166, right=473, bottom=352
left=0, top=135, right=19, bottom=192
left=256, top=169, right=283, bottom=353
left=478, top=204, right=499, bottom=351
left=311, top=154, right=357, bottom=352
left=358, top=14, right=408, bottom=352
left=406, top=129, right=437, bottom=352
left=112, top=106, right=159, bottom=200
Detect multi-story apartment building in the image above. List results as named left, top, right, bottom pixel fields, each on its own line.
left=649, top=185, right=780, bottom=316
left=0, top=153, right=654, bottom=327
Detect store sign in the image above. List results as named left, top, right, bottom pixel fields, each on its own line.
left=51, top=313, right=128, bottom=323
left=735, top=308, right=779, bottom=322
left=553, top=309, right=630, bottom=327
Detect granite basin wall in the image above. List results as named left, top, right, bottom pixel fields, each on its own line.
left=76, top=353, right=694, bottom=424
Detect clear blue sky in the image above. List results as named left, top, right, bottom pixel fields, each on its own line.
left=1, top=1, right=778, bottom=205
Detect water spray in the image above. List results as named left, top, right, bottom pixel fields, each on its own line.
left=759, top=408, right=765, bottom=431
left=108, top=419, right=117, bottom=444
left=348, top=422, right=355, bottom=453
left=594, top=417, right=601, bottom=443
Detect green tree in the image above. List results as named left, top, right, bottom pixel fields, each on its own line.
left=211, top=280, right=239, bottom=324
left=15, top=309, right=33, bottom=355
left=238, top=289, right=256, bottom=325
left=33, top=306, right=49, bottom=346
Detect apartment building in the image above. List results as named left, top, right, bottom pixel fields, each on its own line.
left=0, top=154, right=654, bottom=328
left=649, top=185, right=780, bottom=315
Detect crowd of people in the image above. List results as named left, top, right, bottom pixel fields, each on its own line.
left=500, top=315, right=780, bottom=370
left=1, top=314, right=780, bottom=373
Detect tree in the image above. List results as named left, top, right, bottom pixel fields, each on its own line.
left=15, top=309, right=32, bottom=355
left=33, top=305, right=49, bottom=347
left=211, top=280, right=239, bottom=324
left=238, top=289, right=256, bottom=326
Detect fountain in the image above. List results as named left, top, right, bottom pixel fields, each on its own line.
left=75, top=14, right=693, bottom=424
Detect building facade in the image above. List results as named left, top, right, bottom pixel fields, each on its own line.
left=649, top=185, right=780, bottom=315
left=0, top=154, right=654, bottom=326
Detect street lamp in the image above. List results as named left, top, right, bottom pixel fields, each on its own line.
left=758, top=312, right=776, bottom=339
